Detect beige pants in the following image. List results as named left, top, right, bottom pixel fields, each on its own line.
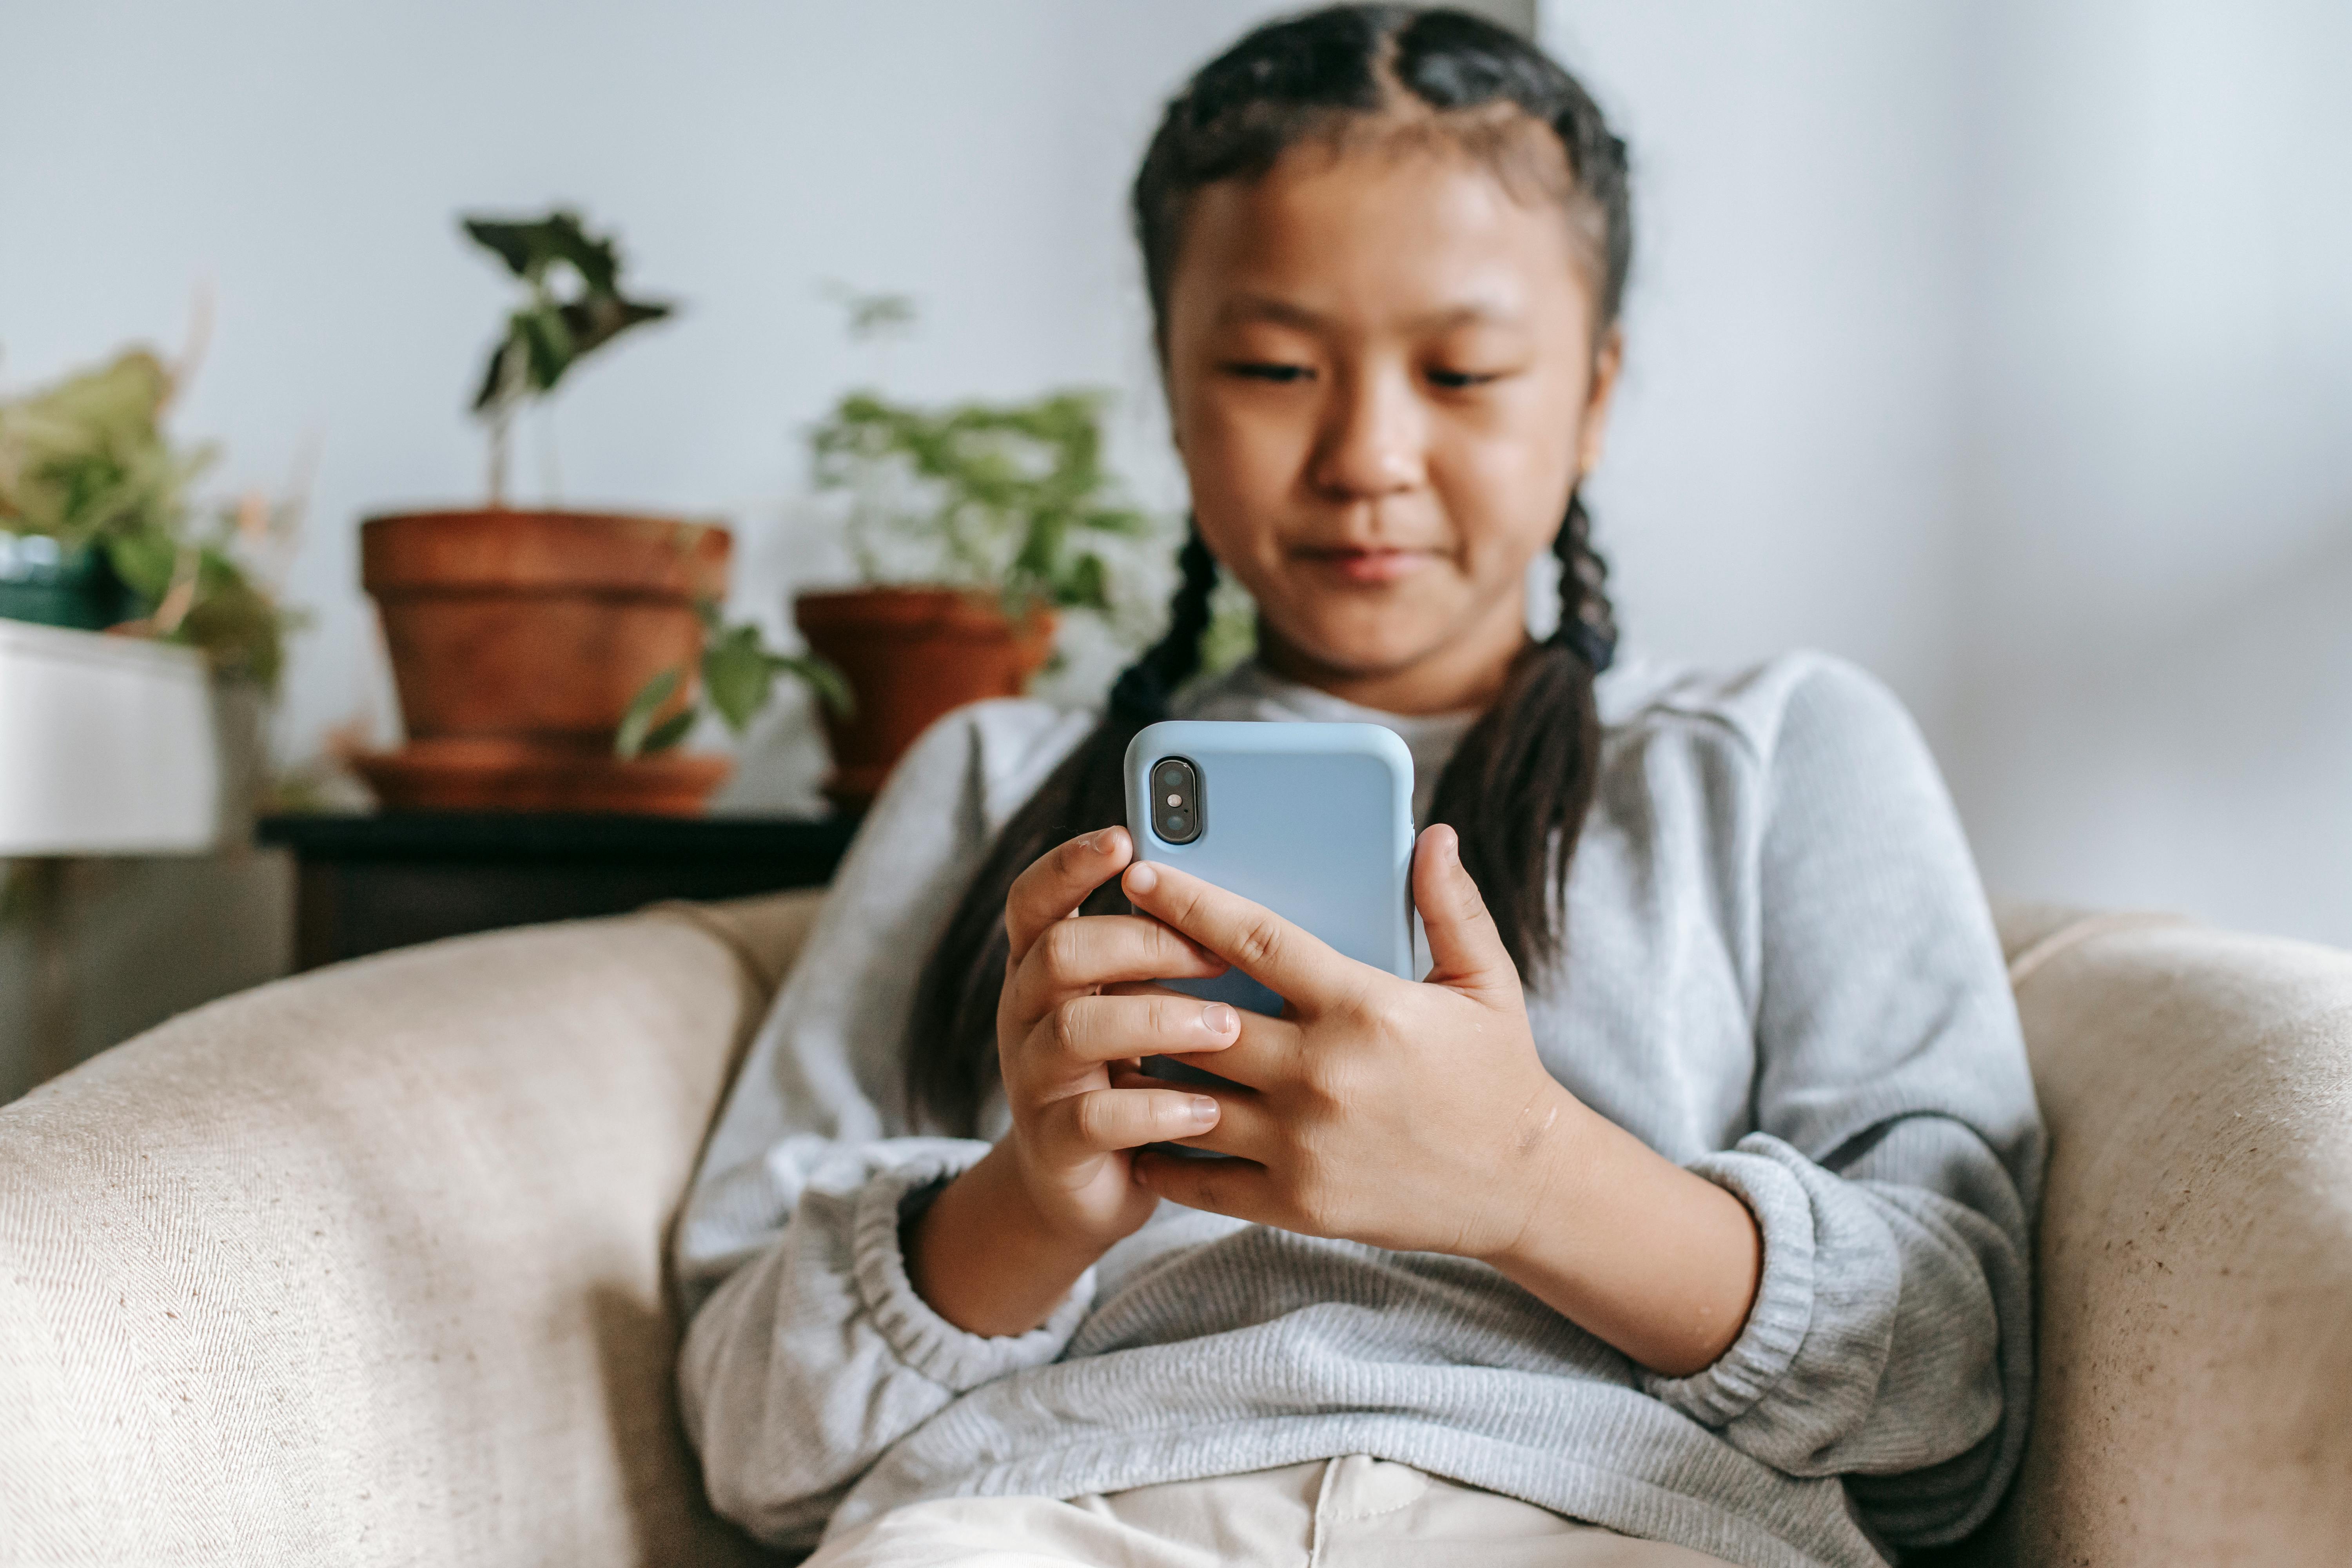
left=805, top=1454, right=1739, bottom=1567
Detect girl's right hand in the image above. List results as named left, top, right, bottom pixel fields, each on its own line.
left=991, top=826, right=1241, bottom=1250
left=909, top=826, right=1241, bottom=1337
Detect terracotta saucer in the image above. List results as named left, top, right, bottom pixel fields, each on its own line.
left=352, top=738, right=731, bottom=815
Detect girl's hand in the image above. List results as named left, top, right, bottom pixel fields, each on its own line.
left=1120, top=823, right=1763, bottom=1375
left=908, top=825, right=1243, bottom=1337
left=1116, top=822, right=1571, bottom=1261
left=990, top=825, right=1240, bottom=1250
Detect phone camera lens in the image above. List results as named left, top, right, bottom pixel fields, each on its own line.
left=1149, top=757, right=1201, bottom=845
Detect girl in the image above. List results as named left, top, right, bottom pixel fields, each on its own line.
left=675, top=9, right=2041, bottom=1566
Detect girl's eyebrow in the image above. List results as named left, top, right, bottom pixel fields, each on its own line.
left=1215, top=294, right=1527, bottom=332
left=1216, top=294, right=1328, bottom=330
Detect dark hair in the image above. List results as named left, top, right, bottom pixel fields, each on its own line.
left=904, top=4, right=1630, bottom=1134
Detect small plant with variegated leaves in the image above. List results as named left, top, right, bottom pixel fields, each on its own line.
left=0, top=346, right=304, bottom=687
left=461, top=208, right=674, bottom=506
left=614, top=603, right=851, bottom=759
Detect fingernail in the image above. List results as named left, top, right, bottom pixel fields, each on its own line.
left=1201, top=1002, right=1237, bottom=1036
left=1188, top=1096, right=1219, bottom=1125
left=1126, top=862, right=1159, bottom=894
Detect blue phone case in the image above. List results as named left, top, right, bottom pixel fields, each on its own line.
left=1123, top=719, right=1417, bottom=1018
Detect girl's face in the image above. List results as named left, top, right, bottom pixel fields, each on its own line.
left=1163, top=137, right=1619, bottom=714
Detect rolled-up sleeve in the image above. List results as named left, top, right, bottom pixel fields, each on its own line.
left=680, top=1143, right=1094, bottom=1546
left=1642, top=658, right=2043, bottom=1548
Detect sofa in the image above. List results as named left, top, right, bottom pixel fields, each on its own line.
left=2, top=890, right=2348, bottom=1565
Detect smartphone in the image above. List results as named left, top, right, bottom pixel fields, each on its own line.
left=1123, top=718, right=1417, bottom=1019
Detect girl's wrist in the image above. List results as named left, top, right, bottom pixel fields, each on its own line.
left=906, top=1140, right=1110, bottom=1338
left=1474, top=1080, right=1597, bottom=1271
left=1481, top=1088, right=1763, bottom=1378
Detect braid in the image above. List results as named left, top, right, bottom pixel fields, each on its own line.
left=1424, top=492, right=1611, bottom=975
left=1550, top=490, right=1617, bottom=673
left=1111, top=527, right=1220, bottom=722
left=905, top=526, right=1218, bottom=1132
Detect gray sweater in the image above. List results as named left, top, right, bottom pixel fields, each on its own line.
left=674, top=652, right=2042, bottom=1568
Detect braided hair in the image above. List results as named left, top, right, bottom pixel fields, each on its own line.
left=906, top=5, right=1630, bottom=1133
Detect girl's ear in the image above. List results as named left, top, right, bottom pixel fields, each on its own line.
left=1577, top=327, right=1625, bottom=477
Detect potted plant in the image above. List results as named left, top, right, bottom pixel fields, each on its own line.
left=795, top=383, right=1157, bottom=808
left=358, top=208, right=829, bottom=815
left=0, top=346, right=298, bottom=683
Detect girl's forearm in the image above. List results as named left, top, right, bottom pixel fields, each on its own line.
left=1483, top=1085, right=1763, bottom=1377
left=906, top=1141, right=1109, bottom=1338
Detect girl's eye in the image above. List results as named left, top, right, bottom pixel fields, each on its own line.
left=1222, top=361, right=1313, bottom=384
left=1427, top=368, right=1503, bottom=390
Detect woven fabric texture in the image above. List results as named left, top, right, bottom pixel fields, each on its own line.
left=0, top=894, right=820, bottom=1567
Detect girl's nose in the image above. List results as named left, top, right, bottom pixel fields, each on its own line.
left=1309, top=365, right=1426, bottom=501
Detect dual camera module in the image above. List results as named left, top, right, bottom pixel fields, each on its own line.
left=1151, top=756, right=1203, bottom=844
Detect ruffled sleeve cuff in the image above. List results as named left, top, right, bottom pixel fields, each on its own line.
left=1641, top=1134, right=1819, bottom=1427
left=848, top=1154, right=1096, bottom=1394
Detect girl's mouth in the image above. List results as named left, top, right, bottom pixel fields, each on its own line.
left=1298, top=546, right=1438, bottom=585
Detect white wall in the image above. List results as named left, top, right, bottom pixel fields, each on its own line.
left=1538, top=2, right=1976, bottom=743
left=1955, top=0, right=2352, bottom=941
left=1540, top=0, right=2352, bottom=944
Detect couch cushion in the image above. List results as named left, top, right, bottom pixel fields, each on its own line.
left=1976, top=915, right=2352, bottom=1564
left=0, top=906, right=801, bottom=1567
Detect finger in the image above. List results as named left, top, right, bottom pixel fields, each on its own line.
left=1120, top=859, right=1354, bottom=1013
left=1145, top=1002, right=1299, bottom=1092
left=1131, top=1147, right=1283, bottom=1224
left=1098, top=980, right=1309, bottom=1082
left=1035, top=1085, right=1220, bottom=1157
left=1005, top=828, right=1133, bottom=964
left=1107, top=1067, right=1279, bottom=1162
left=1010, top=914, right=1228, bottom=1020
left=1412, top=823, right=1522, bottom=1000
left=1040, top=994, right=1242, bottom=1068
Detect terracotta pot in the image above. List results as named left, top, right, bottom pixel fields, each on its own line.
left=362, top=509, right=729, bottom=753
left=350, top=737, right=730, bottom=816
left=794, top=586, right=1056, bottom=810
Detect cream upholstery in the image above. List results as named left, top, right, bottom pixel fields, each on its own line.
left=1958, top=905, right=2352, bottom=1564
left=0, top=895, right=820, bottom=1567
left=2, top=891, right=2347, bottom=1566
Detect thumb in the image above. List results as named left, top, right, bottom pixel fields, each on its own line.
left=1413, top=824, right=1521, bottom=1000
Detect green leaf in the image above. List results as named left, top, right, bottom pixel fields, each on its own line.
left=461, top=216, right=543, bottom=278
left=562, top=295, right=674, bottom=359
left=701, top=624, right=776, bottom=733
left=771, top=653, right=854, bottom=718
left=514, top=305, right=576, bottom=392
left=100, top=530, right=178, bottom=600
left=1061, top=551, right=1110, bottom=611
left=615, top=666, right=683, bottom=758
left=635, top=708, right=696, bottom=755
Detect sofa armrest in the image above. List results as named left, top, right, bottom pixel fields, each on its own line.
left=1980, top=909, right=2352, bottom=1563
left=0, top=890, right=824, bottom=1566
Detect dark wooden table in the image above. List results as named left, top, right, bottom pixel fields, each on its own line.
left=256, top=812, right=857, bottom=971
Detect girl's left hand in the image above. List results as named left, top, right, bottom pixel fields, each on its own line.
left=1117, top=821, right=1583, bottom=1264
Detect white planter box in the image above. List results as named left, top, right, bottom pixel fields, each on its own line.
left=0, top=619, right=221, bottom=855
